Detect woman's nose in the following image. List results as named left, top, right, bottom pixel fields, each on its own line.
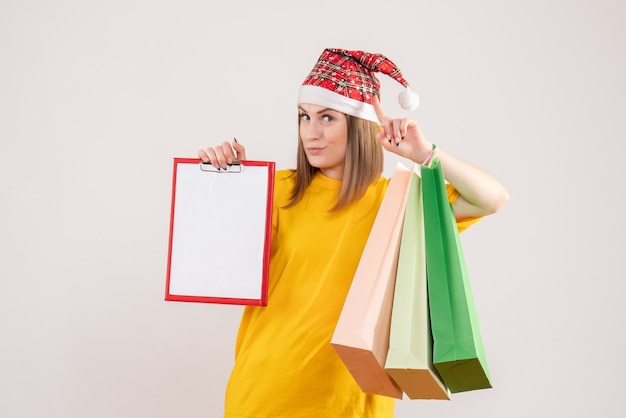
left=303, top=121, right=321, bottom=140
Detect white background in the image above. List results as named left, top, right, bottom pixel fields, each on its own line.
left=1, top=0, right=624, bottom=417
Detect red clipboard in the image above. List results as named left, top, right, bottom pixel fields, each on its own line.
left=165, top=158, right=275, bottom=305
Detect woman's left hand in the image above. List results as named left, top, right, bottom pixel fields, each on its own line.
left=372, top=96, right=509, bottom=218
left=373, top=96, right=432, bottom=164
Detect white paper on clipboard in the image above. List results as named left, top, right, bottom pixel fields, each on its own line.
left=165, top=158, right=275, bottom=305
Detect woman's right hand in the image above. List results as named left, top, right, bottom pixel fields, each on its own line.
left=198, top=138, right=247, bottom=169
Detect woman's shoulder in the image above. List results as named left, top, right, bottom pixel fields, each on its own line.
left=272, top=169, right=296, bottom=203
left=274, top=169, right=296, bottom=188
left=372, top=175, right=391, bottom=191
left=275, top=169, right=296, bottom=181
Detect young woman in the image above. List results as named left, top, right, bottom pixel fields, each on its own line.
left=199, top=48, right=509, bottom=418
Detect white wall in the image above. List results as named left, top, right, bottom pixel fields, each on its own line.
left=1, top=0, right=624, bottom=417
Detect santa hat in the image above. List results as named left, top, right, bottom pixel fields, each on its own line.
left=298, top=48, right=419, bottom=123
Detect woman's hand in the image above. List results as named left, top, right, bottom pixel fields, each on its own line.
left=198, top=139, right=247, bottom=169
left=373, top=96, right=432, bottom=164
left=376, top=116, right=433, bottom=164
left=373, top=96, right=509, bottom=219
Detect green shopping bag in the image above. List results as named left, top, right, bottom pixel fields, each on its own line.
left=384, top=169, right=450, bottom=400
left=421, top=159, right=492, bottom=393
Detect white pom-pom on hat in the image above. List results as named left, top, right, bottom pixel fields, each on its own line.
left=398, top=87, right=420, bottom=110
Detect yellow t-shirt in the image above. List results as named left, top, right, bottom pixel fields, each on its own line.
left=223, top=170, right=478, bottom=418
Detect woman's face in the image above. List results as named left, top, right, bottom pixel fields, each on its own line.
left=298, top=103, right=348, bottom=180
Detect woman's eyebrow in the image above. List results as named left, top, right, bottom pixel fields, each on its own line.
left=298, top=106, right=337, bottom=114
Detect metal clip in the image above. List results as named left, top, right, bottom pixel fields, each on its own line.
left=200, top=161, right=242, bottom=173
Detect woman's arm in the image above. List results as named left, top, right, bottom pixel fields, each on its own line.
left=432, top=149, right=509, bottom=219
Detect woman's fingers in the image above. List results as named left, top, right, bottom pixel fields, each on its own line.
left=197, top=139, right=245, bottom=169
left=198, top=147, right=217, bottom=163
left=233, top=139, right=247, bottom=161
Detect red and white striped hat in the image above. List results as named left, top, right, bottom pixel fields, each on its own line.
left=298, top=48, right=419, bottom=123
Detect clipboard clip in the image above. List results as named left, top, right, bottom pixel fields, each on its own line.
left=200, top=161, right=242, bottom=173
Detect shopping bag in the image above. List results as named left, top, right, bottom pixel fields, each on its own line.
left=331, top=162, right=412, bottom=399
left=421, top=159, right=492, bottom=393
left=384, top=167, right=450, bottom=400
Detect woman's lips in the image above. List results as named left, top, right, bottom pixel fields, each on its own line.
left=307, top=146, right=325, bottom=155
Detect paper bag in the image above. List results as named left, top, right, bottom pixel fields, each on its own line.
left=331, top=162, right=412, bottom=399
left=384, top=168, right=450, bottom=400
left=421, top=160, right=492, bottom=393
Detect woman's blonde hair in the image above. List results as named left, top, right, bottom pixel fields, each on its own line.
left=286, top=113, right=384, bottom=211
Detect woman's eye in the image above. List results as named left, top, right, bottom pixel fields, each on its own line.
left=299, top=113, right=310, bottom=121
left=322, top=115, right=334, bottom=122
